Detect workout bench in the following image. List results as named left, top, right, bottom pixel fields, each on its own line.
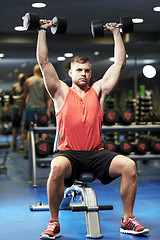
left=30, top=171, right=113, bottom=239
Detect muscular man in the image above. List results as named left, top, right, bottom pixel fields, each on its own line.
left=37, top=20, right=149, bottom=239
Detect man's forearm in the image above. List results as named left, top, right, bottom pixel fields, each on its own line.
left=113, top=31, right=126, bottom=67
left=37, top=30, right=49, bottom=66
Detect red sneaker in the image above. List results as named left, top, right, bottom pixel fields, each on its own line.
left=120, top=215, right=149, bottom=235
left=40, top=219, right=61, bottom=239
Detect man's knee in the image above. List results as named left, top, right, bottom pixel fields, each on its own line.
left=123, top=157, right=137, bottom=178
left=50, top=157, right=72, bottom=179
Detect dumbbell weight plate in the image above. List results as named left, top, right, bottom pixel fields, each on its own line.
left=104, top=109, right=118, bottom=125
left=151, top=141, right=160, bottom=153
left=120, top=17, right=133, bottom=34
left=35, top=140, right=51, bottom=157
left=23, top=12, right=40, bottom=31
left=51, top=16, right=67, bottom=34
left=91, top=19, right=104, bottom=38
left=37, top=113, right=49, bottom=127
left=104, top=141, right=116, bottom=152
left=120, top=109, right=133, bottom=125
left=120, top=140, right=132, bottom=155
left=136, top=140, right=148, bottom=154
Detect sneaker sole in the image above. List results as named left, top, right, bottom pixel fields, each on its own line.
left=40, top=232, right=61, bottom=240
left=120, top=228, right=149, bottom=235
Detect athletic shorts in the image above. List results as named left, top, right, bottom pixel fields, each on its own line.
left=25, top=106, right=46, bottom=130
left=52, top=149, right=119, bottom=187
left=12, top=108, right=21, bottom=127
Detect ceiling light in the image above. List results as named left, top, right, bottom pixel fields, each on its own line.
left=57, top=56, right=66, bottom=61
left=153, top=6, right=160, bottom=12
left=14, top=26, right=25, bottom=31
left=94, top=51, right=100, bottom=56
left=143, top=65, right=156, bottom=78
left=0, top=53, right=4, bottom=58
left=13, top=68, right=19, bottom=73
left=64, top=53, right=73, bottom=58
left=8, top=73, right=13, bottom=77
left=32, top=2, right=46, bottom=8
left=132, top=18, right=144, bottom=24
left=109, top=57, right=114, bottom=62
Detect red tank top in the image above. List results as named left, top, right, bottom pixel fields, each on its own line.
left=56, top=87, right=104, bottom=150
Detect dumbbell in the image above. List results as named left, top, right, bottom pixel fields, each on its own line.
left=36, top=113, right=49, bottom=127
left=119, top=109, right=134, bottom=125
left=150, top=140, right=160, bottom=154
left=119, top=140, right=132, bottom=155
left=35, top=140, right=51, bottom=157
left=91, top=16, right=133, bottom=38
left=135, top=140, right=148, bottom=155
left=103, top=109, right=118, bottom=125
left=23, top=12, right=67, bottom=34
left=104, top=140, right=117, bottom=152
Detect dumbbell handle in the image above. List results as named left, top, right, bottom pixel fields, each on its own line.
left=103, top=23, right=122, bottom=31
left=39, top=20, right=56, bottom=28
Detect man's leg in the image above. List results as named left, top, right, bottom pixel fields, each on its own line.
left=40, top=156, right=72, bottom=240
left=109, top=154, right=137, bottom=220
left=47, top=156, right=72, bottom=222
left=109, top=154, right=149, bottom=235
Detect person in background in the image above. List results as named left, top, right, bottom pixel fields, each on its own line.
left=10, top=73, right=26, bottom=151
left=21, top=64, right=52, bottom=158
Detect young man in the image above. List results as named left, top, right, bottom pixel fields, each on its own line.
left=21, top=64, right=51, bottom=158
left=37, top=19, right=149, bottom=239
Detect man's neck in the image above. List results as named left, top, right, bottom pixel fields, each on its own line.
left=71, top=84, right=89, bottom=97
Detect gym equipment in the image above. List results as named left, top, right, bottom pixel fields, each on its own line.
left=0, top=142, right=10, bottom=174
left=119, top=109, right=134, bottom=125
left=30, top=172, right=113, bottom=239
left=9, top=94, right=21, bottom=104
left=23, top=12, right=67, bottom=34
left=91, top=16, right=133, bottom=38
left=151, top=140, right=160, bottom=154
left=103, top=109, right=118, bottom=125
left=35, top=140, right=51, bottom=157
left=37, top=113, right=49, bottom=127
left=135, top=140, right=148, bottom=154
left=0, top=94, right=5, bottom=106
left=104, top=140, right=117, bottom=152
left=119, top=140, right=132, bottom=155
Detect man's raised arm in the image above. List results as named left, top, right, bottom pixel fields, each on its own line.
left=36, top=20, right=61, bottom=98
left=94, top=22, right=126, bottom=97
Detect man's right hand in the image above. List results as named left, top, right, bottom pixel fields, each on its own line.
left=40, top=19, right=53, bottom=29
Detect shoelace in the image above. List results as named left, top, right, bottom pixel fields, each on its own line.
left=128, top=218, right=143, bottom=230
left=45, top=222, right=57, bottom=231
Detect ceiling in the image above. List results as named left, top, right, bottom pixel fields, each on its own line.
left=0, top=0, right=160, bottom=91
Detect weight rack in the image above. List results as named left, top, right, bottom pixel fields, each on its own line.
left=28, top=123, right=160, bottom=187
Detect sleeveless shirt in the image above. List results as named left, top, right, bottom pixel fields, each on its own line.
left=27, top=76, right=46, bottom=108
left=56, top=87, right=104, bottom=151
left=12, top=83, right=23, bottom=108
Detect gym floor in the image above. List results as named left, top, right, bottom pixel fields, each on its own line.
left=0, top=134, right=160, bottom=240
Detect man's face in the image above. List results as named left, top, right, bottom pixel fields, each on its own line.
left=69, top=61, right=92, bottom=87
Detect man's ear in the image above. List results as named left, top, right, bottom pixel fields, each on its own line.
left=68, top=69, right=72, bottom=78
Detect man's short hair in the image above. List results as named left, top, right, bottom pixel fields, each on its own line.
left=65, top=55, right=91, bottom=71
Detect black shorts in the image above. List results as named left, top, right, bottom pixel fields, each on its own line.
left=52, top=149, right=119, bottom=187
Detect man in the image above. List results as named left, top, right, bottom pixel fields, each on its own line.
left=37, top=19, right=149, bottom=239
left=21, top=64, right=51, bottom=158
left=10, top=73, right=26, bottom=151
